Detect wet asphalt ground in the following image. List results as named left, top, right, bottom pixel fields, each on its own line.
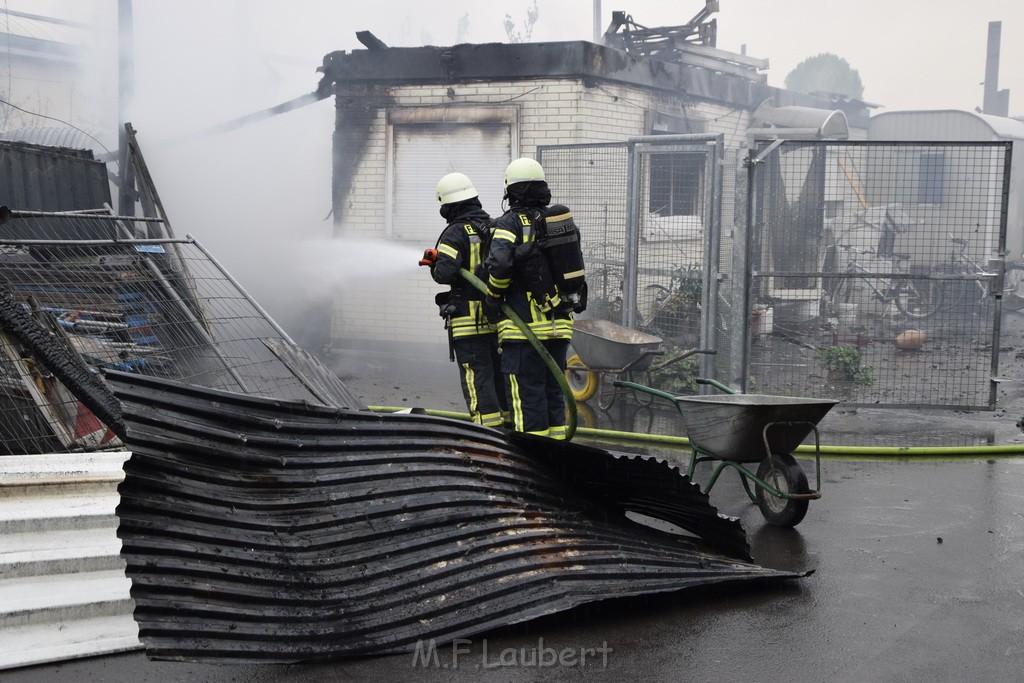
left=8, top=341, right=1024, bottom=682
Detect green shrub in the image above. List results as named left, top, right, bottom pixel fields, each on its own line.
left=819, top=344, right=873, bottom=386
left=649, top=344, right=699, bottom=394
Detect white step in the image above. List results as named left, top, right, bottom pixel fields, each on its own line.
left=0, top=452, right=130, bottom=487
left=0, top=526, right=125, bottom=577
left=0, top=614, right=140, bottom=670
left=0, top=451, right=141, bottom=671
left=0, top=568, right=134, bottom=624
left=0, top=491, right=120, bottom=534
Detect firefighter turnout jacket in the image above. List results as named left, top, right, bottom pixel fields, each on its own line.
left=430, top=206, right=495, bottom=338
left=485, top=208, right=574, bottom=343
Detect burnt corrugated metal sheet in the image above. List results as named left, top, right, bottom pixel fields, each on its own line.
left=107, top=370, right=804, bottom=663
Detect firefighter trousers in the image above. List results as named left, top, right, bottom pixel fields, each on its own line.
left=453, top=334, right=506, bottom=427
left=500, top=338, right=570, bottom=439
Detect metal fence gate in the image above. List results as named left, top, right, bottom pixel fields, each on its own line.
left=537, top=141, right=630, bottom=325
left=540, top=135, right=727, bottom=383
left=737, top=140, right=1012, bottom=409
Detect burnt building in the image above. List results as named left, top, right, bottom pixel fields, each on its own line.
left=315, top=19, right=866, bottom=354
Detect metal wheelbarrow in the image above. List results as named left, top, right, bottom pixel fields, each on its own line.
left=614, top=377, right=838, bottom=527
left=567, top=318, right=710, bottom=410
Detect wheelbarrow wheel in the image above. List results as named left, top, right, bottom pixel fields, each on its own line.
left=565, top=354, right=599, bottom=402
left=754, top=453, right=810, bottom=527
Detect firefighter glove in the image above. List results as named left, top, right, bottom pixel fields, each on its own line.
left=419, top=248, right=438, bottom=267
left=483, top=295, right=504, bottom=322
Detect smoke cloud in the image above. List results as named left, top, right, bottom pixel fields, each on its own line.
left=5, top=0, right=1020, bottom=351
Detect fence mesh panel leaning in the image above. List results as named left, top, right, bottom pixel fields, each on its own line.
left=0, top=212, right=349, bottom=454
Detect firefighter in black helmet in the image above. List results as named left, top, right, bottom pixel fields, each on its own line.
left=484, top=158, right=574, bottom=439
left=419, top=172, right=506, bottom=427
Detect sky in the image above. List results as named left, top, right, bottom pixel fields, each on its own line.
left=6, top=0, right=1024, bottom=337
left=19, top=0, right=1024, bottom=128
left=112, top=0, right=1023, bottom=116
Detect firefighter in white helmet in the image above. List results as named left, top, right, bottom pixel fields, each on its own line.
left=418, top=172, right=506, bottom=427
left=484, top=157, right=575, bottom=439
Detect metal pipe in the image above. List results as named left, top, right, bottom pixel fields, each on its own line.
left=628, top=133, right=722, bottom=145
left=117, top=0, right=135, bottom=216
left=731, top=151, right=757, bottom=392
left=701, top=134, right=724, bottom=381
left=990, top=141, right=1014, bottom=408
left=622, top=140, right=640, bottom=327
left=2, top=208, right=167, bottom=222
left=0, top=238, right=193, bottom=246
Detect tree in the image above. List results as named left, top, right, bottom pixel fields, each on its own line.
left=504, top=1, right=539, bottom=43
left=784, top=53, right=864, bottom=100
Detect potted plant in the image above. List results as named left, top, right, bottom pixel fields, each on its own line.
left=819, top=344, right=873, bottom=386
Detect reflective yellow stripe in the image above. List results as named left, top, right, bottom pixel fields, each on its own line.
left=497, top=318, right=573, bottom=342
left=480, top=411, right=503, bottom=427
left=562, top=269, right=585, bottom=279
left=450, top=316, right=488, bottom=328
left=438, top=244, right=458, bottom=259
left=493, top=229, right=517, bottom=243
left=469, top=233, right=481, bottom=270
left=546, top=211, right=571, bottom=222
left=548, top=425, right=567, bottom=440
left=449, top=314, right=495, bottom=337
left=527, top=427, right=550, bottom=437
left=451, top=329, right=495, bottom=338
left=509, top=373, right=525, bottom=432
left=462, top=363, right=479, bottom=419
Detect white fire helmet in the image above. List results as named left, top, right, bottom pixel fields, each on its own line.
left=435, top=172, right=478, bottom=205
left=504, top=157, right=545, bottom=189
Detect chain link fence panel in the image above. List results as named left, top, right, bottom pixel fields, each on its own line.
left=744, top=140, right=1011, bottom=409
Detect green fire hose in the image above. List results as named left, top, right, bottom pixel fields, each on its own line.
left=368, top=405, right=1024, bottom=459
left=458, top=268, right=577, bottom=440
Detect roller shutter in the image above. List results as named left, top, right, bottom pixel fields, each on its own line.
left=392, top=123, right=511, bottom=242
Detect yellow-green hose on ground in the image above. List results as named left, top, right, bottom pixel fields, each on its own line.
left=368, top=405, right=1024, bottom=458
left=457, top=268, right=577, bottom=440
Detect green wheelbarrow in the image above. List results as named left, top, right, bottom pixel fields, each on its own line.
left=614, top=378, right=838, bottom=527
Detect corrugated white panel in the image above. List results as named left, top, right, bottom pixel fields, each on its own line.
left=392, top=123, right=511, bottom=242
left=0, top=452, right=141, bottom=670
left=868, top=110, right=999, bottom=141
